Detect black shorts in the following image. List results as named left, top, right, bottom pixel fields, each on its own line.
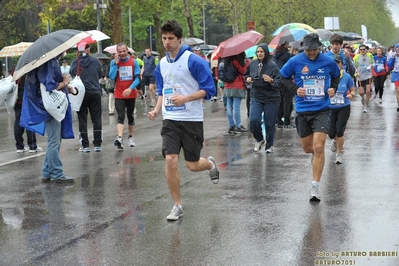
left=358, top=78, right=372, bottom=88
left=142, top=76, right=155, bottom=86
left=161, top=119, right=204, bottom=162
left=295, top=109, right=331, bottom=138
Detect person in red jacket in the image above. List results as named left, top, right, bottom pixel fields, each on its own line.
left=224, top=51, right=250, bottom=134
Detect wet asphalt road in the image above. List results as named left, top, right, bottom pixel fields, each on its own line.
left=0, top=84, right=399, bottom=266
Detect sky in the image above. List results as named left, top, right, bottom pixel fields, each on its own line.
left=388, top=1, right=399, bottom=27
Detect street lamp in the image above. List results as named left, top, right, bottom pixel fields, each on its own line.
left=94, top=0, right=107, bottom=52
left=202, top=0, right=206, bottom=44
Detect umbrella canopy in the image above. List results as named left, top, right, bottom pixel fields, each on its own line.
left=76, top=30, right=110, bottom=47
left=269, top=29, right=311, bottom=49
left=272, top=23, right=316, bottom=36
left=332, top=31, right=363, bottom=41
left=91, top=53, right=111, bottom=60
left=0, top=42, right=33, bottom=57
left=245, top=45, right=273, bottom=58
left=12, top=29, right=90, bottom=81
left=315, top=29, right=333, bottom=41
left=181, top=37, right=204, bottom=46
left=213, top=31, right=264, bottom=58
left=103, top=45, right=135, bottom=54
left=199, top=44, right=217, bottom=50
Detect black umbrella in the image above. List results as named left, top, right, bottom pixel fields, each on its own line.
left=91, top=53, right=111, bottom=60
left=12, top=29, right=90, bottom=81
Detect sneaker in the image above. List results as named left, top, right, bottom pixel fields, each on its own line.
left=134, top=108, right=137, bottom=114
left=277, top=124, right=284, bottom=128
left=208, top=156, right=219, bottom=184
left=82, top=147, right=90, bottom=153
left=50, top=176, right=74, bottom=183
left=265, top=146, right=274, bottom=153
left=166, top=205, right=184, bottom=221
left=79, top=146, right=84, bottom=152
left=16, top=147, right=28, bottom=153
left=330, top=140, right=337, bottom=152
left=228, top=127, right=236, bottom=134
left=29, top=146, right=43, bottom=153
left=94, top=146, right=102, bottom=152
left=254, top=139, right=265, bottom=152
left=310, top=184, right=321, bottom=202
left=283, top=124, right=295, bottom=129
left=128, top=137, right=135, bottom=147
left=114, top=137, right=124, bottom=150
left=150, top=100, right=156, bottom=107
left=335, top=153, right=343, bottom=164
left=363, top=106, right=368, bottom=113
left=235, top=125, right=248, bottom=133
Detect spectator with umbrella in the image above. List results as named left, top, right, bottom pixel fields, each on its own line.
left=14, top=29, right=90, bottom=183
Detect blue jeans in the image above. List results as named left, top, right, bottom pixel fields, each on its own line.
left=42, top=118, right=64, bottom=179
left=226, top=97, right=243, bottom=128
left=249, top=100, right=280, bottom=149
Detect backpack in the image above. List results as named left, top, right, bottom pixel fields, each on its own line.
left=218, top=57, right=238, bottom=83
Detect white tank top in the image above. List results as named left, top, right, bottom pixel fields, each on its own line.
left=159, top=50, right=203, bottom=121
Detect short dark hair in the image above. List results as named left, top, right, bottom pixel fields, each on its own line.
left=161, top=20, right=183, bottom=39
left=330, top=34, right=343, bottom=45
left=116, top=42, right=128, bottom=50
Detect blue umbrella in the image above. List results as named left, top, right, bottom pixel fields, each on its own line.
left=245, top=45, right=273, bottom=58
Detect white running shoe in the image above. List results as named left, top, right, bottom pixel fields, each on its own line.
left=128, top=136, right=135, bottom=147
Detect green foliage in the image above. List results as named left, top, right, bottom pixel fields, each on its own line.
left=1, top=0, right=398, bottom=54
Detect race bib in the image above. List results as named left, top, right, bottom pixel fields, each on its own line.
left=376, top=63, right=384, bottom=72
left=163, top=86, right=186, bottom=111
left=331, top=92, right=344, bottom=105
left=119, top=66, right=133, bottom=81
left=303, top=79, right=325, bottom=101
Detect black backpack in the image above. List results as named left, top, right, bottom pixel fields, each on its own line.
left=218, top=57, right=238, bottom=83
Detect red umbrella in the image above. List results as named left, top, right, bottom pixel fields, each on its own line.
left=213, top=31, right=264, bottom=58
left=76, top=30, right=110, bottom=47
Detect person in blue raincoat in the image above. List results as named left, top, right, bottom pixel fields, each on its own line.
left=20, top=55, right=75, bottom=183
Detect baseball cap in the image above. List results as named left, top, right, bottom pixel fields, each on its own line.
left=333, top=54, right=343, bottom=63
left=78, top=42, right=90, bottom=52
left=193, top=46, right=201, bottom=51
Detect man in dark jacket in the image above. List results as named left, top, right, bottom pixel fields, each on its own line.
left=273, top=41, right=294, bottom=128
left=244, top=43, right=281, bottom=153
left=70, top=42, right=102, bottom=152
left=14, top=74, right=43, bottom=153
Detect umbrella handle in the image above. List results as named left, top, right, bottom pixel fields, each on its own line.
left=71, top=87, right=79, bottom=96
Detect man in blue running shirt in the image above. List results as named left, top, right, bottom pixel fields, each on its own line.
left=280, top=33, right=340, bottom=202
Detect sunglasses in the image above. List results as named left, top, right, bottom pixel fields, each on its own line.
left=360, top=48, right=365, bottom=51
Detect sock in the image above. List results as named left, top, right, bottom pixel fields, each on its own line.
left=312, top=181, right=319, bottom=187
left=209, top=161, right=215, bottom=170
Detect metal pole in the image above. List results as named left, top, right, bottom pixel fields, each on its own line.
left=129, top=6, right=132, bottom=49
left=202, top=0, right=206, bottom=44
left=149, top=26, right=152, bottom=51
left=96, top=0, right=102, bottom=53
